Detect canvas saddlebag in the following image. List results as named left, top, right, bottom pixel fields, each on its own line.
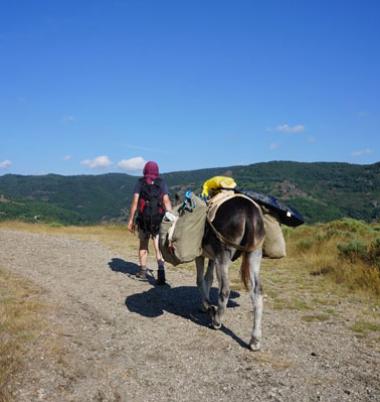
left=159, top=193, right=207, bottom=266
left=262, top=207, right=286, bottom=259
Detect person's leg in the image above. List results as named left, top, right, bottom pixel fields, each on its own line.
left=152, top=235, right=166, bottom=285
left=137, top=230, right=149, bottom=279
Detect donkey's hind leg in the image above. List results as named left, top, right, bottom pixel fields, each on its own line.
left=204, top=259, right=214, bottom=302
left=248, top=249, right=263, bottom=351
left=210, top=257, right=230, bottom=329
left=196, top=256, right=213, bottom=312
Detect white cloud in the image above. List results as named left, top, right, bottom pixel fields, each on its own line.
left=81, top=155, right=112, bottom=168
left=0, top=160, right=12, bottom=169
left=269, top=142, right=280, bottom=150
left=63, top=155, right=72, bottom=161
left=352, top=148, right=373, bottom=157
left=117, top=156, right=146, bottom=171
left=275, top=124, right=305, bottom=133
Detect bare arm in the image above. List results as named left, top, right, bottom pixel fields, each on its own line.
left=163, top=194, right=172, bottom=212
left=127, top=193, right=140, bottom=232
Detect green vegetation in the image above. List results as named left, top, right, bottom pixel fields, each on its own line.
left=0, top=173, right=136, bottom=224
left=301, top=314, right=330, bottom=322
left=1, top=161, right=380, bottom=224
left=286, top=218, right=380, bottom=296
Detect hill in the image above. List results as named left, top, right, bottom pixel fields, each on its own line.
left=0, top=161, right=379, bottom=224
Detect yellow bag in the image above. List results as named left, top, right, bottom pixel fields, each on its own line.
left=201, top=176, right=237, bottom=198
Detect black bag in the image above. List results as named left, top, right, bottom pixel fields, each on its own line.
left=137, top=178, right=165, bottom=236
left=239, top=190, right=304, bottom=227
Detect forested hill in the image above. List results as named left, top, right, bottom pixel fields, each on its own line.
left=0, top=161, right=379, bottom=224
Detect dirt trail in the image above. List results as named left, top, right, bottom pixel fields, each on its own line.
left=0, top=229, right=379, bottom=402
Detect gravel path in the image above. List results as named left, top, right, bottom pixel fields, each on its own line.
left=0, top=229, right=379, bottom=402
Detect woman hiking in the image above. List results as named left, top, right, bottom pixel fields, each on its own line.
left=127, top=161, right=172, bottom=285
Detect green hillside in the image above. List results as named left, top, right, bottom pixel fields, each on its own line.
left=0, top=161, right=379, bottom=224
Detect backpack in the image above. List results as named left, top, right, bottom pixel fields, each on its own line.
left=136, top=177, right=165, bottom=236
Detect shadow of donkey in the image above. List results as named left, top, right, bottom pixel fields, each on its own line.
left=108, top=258, right=249, bottom=349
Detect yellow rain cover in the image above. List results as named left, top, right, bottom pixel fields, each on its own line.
left=201, top=176, right=237, bottom=198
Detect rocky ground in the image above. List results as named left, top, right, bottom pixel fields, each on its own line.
left=0, top=228, right=379, bottom=402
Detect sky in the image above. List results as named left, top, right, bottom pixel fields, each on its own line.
left=0, top=0, right=379, bottom=176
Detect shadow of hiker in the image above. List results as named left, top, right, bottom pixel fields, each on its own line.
left=109, top=258, right=140, bottom=275
left=108, top=257, right=157, bottom=285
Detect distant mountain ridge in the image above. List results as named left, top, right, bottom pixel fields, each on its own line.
left=1, top=161, right=379, bottom=224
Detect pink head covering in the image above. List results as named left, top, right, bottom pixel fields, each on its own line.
left=143, top=161, right=159, bottom=184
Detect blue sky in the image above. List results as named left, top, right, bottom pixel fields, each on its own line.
left=0, top=0, right=379, bottom=175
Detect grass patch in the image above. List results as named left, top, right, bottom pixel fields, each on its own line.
left=271, top=297, right=312, bottom=311
left=286, top=219, right=380, bottom=297
left=324, top=308, right=337, bottom=316
left=301, top=314, right=330, bottom=322
left=350, top=320, right=380, bottom=334
left=0, top=268, right=45, bottom=402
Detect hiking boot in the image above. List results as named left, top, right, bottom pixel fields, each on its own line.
left=156, top=269, right=166, bottom=285
left=136, top=268, right=148, bottom=281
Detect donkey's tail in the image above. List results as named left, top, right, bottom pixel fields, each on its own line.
left=240, top=252, right=251, bottom=290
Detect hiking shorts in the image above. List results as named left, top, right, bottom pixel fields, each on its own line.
left=138, top=227, right=150, bottom=242
left=138, top=227, right=158, bottom=242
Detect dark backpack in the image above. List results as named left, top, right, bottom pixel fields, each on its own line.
left=137, top=177, right=165, bottom=236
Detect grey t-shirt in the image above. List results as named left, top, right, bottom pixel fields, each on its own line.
left=133, top=178, right=169, bottom=195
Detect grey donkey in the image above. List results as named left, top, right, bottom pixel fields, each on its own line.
left=195, top=196, right=265, bottom=350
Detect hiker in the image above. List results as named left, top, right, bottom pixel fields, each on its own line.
left=127, top=161, right=172, bottom=285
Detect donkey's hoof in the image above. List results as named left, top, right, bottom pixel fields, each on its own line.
left=210, top=321, right=222, bottom=330
left=199, top=303, right=210, bottom=313
left=208, top=305, right=217, bottom=316
left=249, top=337, right=261, bottom=351
left=208, top=306, right=221, bottom=329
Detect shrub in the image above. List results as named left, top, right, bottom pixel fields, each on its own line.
left=296, top=239, right=314, bottom=252
left=367, top=238, right=380, bottom=269
left=337, top=240, right=367, bottom=263
left=326, top=218, right=373, bottom=235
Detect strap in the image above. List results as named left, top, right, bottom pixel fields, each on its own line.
left=206, top=216, right=263, bottom=252
left=167, top=216, right=179, bottom=243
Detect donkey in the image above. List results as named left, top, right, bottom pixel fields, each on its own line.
left=195, top=195, right=265, bottom=350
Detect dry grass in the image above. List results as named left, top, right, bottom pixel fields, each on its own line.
left=351, top=320, right=380, bottom=334
left=284, top=219, right=380, bottom=298
left=0, top=268, right=45, bottom=402
left=0, top=221, right=138, bottom=256
left=301, top=314, right=330, bottom=323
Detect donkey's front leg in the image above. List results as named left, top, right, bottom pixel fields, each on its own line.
left=248, top=249, right=263, bottom=351
left=210, top=259, right=230, bottom=329
left=196, top=256, right=212, bottom=312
